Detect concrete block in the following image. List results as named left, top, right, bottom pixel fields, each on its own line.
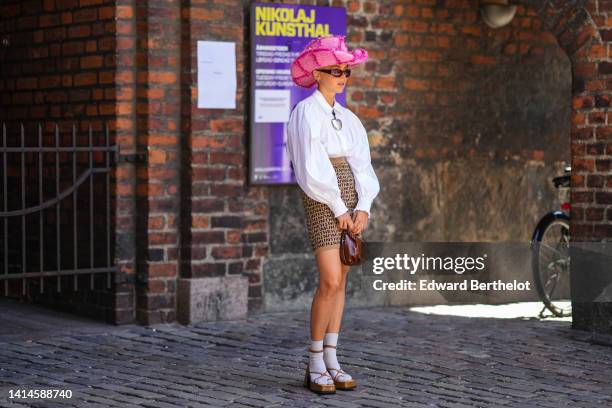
left=177, top=275, right=248, bottom=325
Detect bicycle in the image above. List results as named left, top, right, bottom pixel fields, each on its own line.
left=530, top=165, right=572, bottom=318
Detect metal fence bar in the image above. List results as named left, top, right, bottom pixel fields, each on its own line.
left=72, top=124, right=77, bottom=292
left=0, top=267, right=116, bottom=280
left=106, top=124, right=111, bottom=290
left=0, top=122, right=117, bottom=295
left=55, top=124, right=61, bottom=292
left=0, top=146, right=115, bottom=153
left=3, top=123, right=7, bottom=296
left=89, top=125, right=94, bottom=291
left=20, top=125, right=25, bottom=296
left=38, top=124, right=44, bottom=294
left=0, top=167, right=110, bottom=217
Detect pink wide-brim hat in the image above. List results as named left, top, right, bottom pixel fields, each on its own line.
left=291, top=34, right=368, bottom=88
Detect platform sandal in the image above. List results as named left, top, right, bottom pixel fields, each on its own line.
left=303, top=348, right=336, bottom=394
left=324, top=345, right=357, bottom=390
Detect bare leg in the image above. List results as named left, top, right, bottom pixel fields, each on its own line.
left=321, top=260, right=355, bottom=386
left=310, top=248, right=344, bottom=341
left=326, top=262, right=350, bottom=334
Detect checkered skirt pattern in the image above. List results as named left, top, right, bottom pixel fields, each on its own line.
left=299, top=156, right=358, bottom=255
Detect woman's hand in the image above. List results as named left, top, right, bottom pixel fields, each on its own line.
left=350, top=210, right=369, bottom=235
left=336, top=211, right=354, bottom=231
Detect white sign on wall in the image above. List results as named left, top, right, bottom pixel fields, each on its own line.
left=254, top=89, right=291, bottom=123
left=197, top=41, right=236, bottom=109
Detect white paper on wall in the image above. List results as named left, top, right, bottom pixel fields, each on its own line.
left=254, top=89, right=291, bottom=123
left=197, top=41, right=236, bottom=109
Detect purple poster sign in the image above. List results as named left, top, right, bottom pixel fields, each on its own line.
left=249, top=2, right=347, bottom=185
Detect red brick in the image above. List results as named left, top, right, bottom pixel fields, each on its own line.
left=404, top=78, right=428, bottom=90
left=193, top=167, right=226, bottom=181
left=116, top=5, right=133, bottom=18
left=189, top=8, right=224, bottom=21
left=56, top=0, right=78, bottom=10
left=80, top=55, right=103, bottom=69
left=595, top=192, right=612, bottom=205
left=16, top=77, right=38, bottom=90
left=99, top=103, right=114, bottom=115
left=149, top=71, right=178, bottom=84
left=211, top=184, right=243, bottom=197
left=62, top=41, right=84, bottom=55
left=192, top=199, right=225, bottom=213
left=191, top=231, right=226, bottom=244
left=73, top=8, right=97, bottom=23
left=226, top=230, right=241, bottom=244
left=211, top=245, right=242, bottom=259
left=227, top=167, right=244, bottom=180
left=192, top=215, right=210, bottom=229
left=146, top=279, right=167, bottom=293
left=192, top=135, right=226, bottom=149
left=74, top=72, right=97, bottom=86
left=148, top=149, right=167, bottom=164
left=148, top=263, right=177, bottom=278
left=39, top=14, right=60, bottom=28
left=585, top=207, right=604, bottom=221
left=210, top=152, right=242, bottom=165
left=149, top=167, right=176, bottom=182
left=99, top=6, right=114, bottom=20
left=586, top=175, right=604, bottom=188
left=149, top=134, right=177, bottom=146
left=60, top=12, right=72, bottom=24
left=68, top=24, right=91, bottom=38
left=115, top=71, right=133, bottom=83
left=39, top=75, right=61, bottom=89
left=573, top=159, right=594, bottom=172
left=99, top=71, right=114, bottom=84
left=596, top=159, right=611, bottom=172
left=571, top=191, right=593, bottom=204
left=116, top=37, right=134, bottom=50
left=190, top=262, right=226, bottom=278
left=210, top=119, right=243, bottom=133
left=246, top=259, right=261, bottom=271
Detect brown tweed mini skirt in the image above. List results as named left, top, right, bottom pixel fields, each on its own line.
left=299, top=156, right=358, bottom=255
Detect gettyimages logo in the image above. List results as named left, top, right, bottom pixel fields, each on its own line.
left=371, top=253, right=488, bottom=275
left=360, top=242, right=537, bottom=302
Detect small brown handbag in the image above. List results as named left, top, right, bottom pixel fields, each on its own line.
left=339, top=228, right=365, bottom=266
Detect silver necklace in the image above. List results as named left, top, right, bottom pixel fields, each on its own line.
left=331, top=109, right=342, bottom=131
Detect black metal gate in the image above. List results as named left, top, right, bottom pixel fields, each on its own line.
left=0, top=122, right=118, bottom=296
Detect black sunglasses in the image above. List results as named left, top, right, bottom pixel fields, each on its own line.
left=316, top=68, right=352, bottom=78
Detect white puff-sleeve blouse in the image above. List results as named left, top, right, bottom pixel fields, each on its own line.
left=286, top=88, right=380, bottom=219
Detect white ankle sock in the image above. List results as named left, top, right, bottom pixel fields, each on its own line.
left=309, top=339, right=333, bottom=385
left=323, top=332, right=352, bottom=381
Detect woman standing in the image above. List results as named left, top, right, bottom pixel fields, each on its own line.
left=287, top=34, right=380, bottom=394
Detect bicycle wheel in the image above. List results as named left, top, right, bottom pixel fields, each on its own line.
left=531, top=211, right=571, bottom=317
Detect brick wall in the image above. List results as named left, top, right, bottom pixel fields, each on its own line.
left=265, top=0, right=571, bottom=311
left=114, top=0, right=182, bottom=324
left=350, top=0, right=569, bottom=241
left=0, top=0, right=117, bottom=321
left=568, top=1, right=612, bottom=241
left=0, top=0, right=115, bottom=126
left=114, top=0, right=261, bottom=324
left=180, top=2, right=266, bottom=312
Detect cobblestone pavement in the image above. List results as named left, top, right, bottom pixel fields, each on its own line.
left=1, top=305, right=612, bottom=407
